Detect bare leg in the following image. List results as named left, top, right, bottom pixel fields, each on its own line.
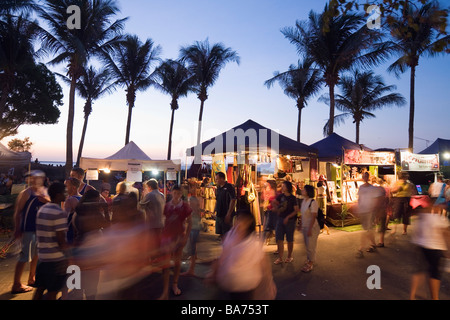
left=287, top=242, right=294, bottom=259
left=158, top=268, right=170, bottom=300
left=410, top=273, right=425, bottom=300
left=429, top=278, right=441, bottom=300
left=277, top=240, right=284, bottom=260
left=171, top=250, right=182, bottom=296
left=28, top=254, right=38, bottom=285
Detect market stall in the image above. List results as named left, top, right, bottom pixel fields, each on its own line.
left=310, top=133, right=396, bottom=226
left=80, top=141, right=181, bottom=196
left=185, top=119, right=318, bottom=229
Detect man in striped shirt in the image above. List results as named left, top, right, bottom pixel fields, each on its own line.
left=33, top=182, right=69, bottom=300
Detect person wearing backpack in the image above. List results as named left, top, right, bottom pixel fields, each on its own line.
left=299, top=185, right=321, bottom=272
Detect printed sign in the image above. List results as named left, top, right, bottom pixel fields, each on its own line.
left=126, top=163, right=142, bottom=182
left=400, top=152, right=439, bottom=172
left=344, top=150, right=395, bottom=166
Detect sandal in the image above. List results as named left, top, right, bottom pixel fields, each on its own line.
left=366, top=246, right=377, bottom=253
left=376, top=243, right=385, bottom=248
left=301, top=262, right=313, bottom=273
left=274, top=258, right=283, bottom=265
left=11, top=286, right=33, bottom=294
left=284, top=257, right=294, bottom=263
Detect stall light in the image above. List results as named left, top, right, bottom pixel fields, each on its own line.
left=152, top=170, right=159, bottom=176
left=444, top=152, right=450, bottom=160
left=102, top=168, right=111, bottom=174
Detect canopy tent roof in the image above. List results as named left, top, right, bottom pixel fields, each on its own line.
left=80, top=141, right=181, bottom=172
left=310, top=133, right=372, bottom=162
left=185, top=119, right=318, bottom=158
left=0, top=143, right=31, bottom=167
left=418, top=138, right=450, bottom=155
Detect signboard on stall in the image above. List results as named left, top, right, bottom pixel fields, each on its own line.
left=400, top=152, right=439, bottom=171
left=344, top=150, right=395, bottom=166
left=126, top=162, right=142, bottom=182
left=86, top=169, right=98, bottom=181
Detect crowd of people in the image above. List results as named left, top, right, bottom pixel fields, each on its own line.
left=7, top=166, right=450, bottom=300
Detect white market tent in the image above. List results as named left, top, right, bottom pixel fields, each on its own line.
left=0, top=142, right=31, bottom=167
left=80, top=141, right=181, bottom=179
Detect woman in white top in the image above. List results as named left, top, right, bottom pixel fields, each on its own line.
left=299, top=185, right=321, bottom=272
left=409, top=196, right=449, bottom=300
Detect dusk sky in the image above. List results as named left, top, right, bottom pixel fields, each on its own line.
left=3, top=0, right=450, bottom=164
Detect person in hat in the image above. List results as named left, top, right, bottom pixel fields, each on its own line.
left=11, top=170, right=50, bottom=294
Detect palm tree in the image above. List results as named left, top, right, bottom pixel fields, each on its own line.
left=0, top=14, right=39, bottom=127
left=321, top=70, right=406, bottom=144
left=38, top=0, right=126, bottom=174
left=180, top=39, right=240, bottom=145
left=75, top=66, right=115, bottom=166
left=387, top=1, right=449, bottom=151
left=264, top=57, right=323, bottom=142
left=282, top=4, right=391, bottom=136
left=104, top=34, right=161, bottom=145
left=0, top=0, right=37, bottom=15
left=152, top=59, right=195, bottom=160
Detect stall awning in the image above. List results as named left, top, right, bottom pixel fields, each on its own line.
left=418, top=138, right=450, bottom=155
left=186, top=119, right=318, bottom=158
left=310, top=133, right=372, bottom=163
left=80, top=141, right=181, bottom=172
left=0, top=143, right=31, bottom=167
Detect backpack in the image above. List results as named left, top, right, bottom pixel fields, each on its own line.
left=309, top=199, right=326, bottom=229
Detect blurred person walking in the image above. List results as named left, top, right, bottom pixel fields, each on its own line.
left=33, top=182, right=68, bottom=300
left=273, top=181, right=299, bottom=265
left=71, top=189, right=110, bottom=300
left=262, top=179, right=278, bottom=245
left=409, top=196, right=449, bottom=300
left=429, top=175, right=446, bottom=215
left=299, top=185, right=321, bottom=272
left=391, top=172, right=414, bottom=236
left=11, top=170, right=49, bottom=294
left=158, top=186, right=192, bottom=299
left=63, top=177, right=82, bottom=246
left=139, top=179, right=166, bottom=260
left=355, top=172, right=378, bottom=258
left=206, top=210, right=276, bottom=300
left=181, top=196, right=203, bottom=277
left=373, top=177, right=389, bottom=247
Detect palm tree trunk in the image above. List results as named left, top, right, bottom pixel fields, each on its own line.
left=355, top=120, right=360, bottom=145
left=297, top=103, right=303, bottom=142
left=125, top=88, right=135, bottom=145
left=196, top=99, right=205, bottom=145
left=328, top=84, right=336, bottom=136
left=65, top=76, right=77, bottom=175
left=76, top=101, right=91, bottom=167
left=408, top=65, right=416, bottom=152
left=167, top=107, right=176, bottom=160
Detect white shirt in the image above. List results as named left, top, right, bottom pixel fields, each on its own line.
left=300, top=198, right=319, bottom=228
left=411, top=213, right=449, bottom=250
left=216, top=228, right=264, bottom=292
left=429, top=182, right=444, bottom=198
